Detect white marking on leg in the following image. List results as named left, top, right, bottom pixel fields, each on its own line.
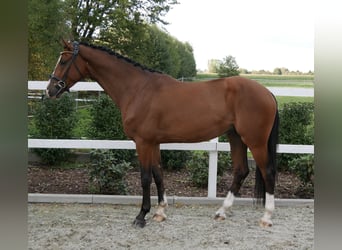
left=215, top=191, right=235, bottom=219
left=160, top=193, right=168, bottom=208
left=261, top=192, right=275, bottom=227
left=154, top=193, right=168, bottom=222
left=265, top=192, right=275, bottom=211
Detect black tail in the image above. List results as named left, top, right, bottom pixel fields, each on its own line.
left=255, top=107, right=279, bottom=205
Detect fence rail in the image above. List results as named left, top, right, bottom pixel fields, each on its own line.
left=28, top=81, right=314, bottom=198
left=28, top=81, right=314, bottom=97
left=28, top=139, right=314, bottom=154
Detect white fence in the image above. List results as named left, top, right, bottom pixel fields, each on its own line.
left=28, top=81, right=314, bottom=198
left=28, top=81, right=315, bottom=97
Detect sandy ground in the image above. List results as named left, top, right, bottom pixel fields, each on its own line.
left=28, top=203, right=314, bottom=250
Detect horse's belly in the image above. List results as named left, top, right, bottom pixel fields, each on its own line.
left=156, top=115, right=233, bottom=143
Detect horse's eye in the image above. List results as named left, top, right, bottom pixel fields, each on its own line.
left=60, top=60, right=67, bottom=65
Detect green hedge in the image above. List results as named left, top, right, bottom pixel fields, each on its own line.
left=89, top=149, right=132, bottom=194
left=32, top=94, right=77, bottom=164
left=87, top=94, right=137, bottom=165
left=279, top=102, right=314, bottom=145
left=88, top=94, right=125, bottom=140
left=278, top=102, right=314, bottom=167
left=278, top=102, right=314, bottom=187
left=161, top=150, right=192, bottom=170
left=186, top=151, right=231, bottom=188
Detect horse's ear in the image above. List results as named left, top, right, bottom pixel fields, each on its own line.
left=59, top=38, right=73, bottom=51
left=61, top=38, right=69, bottom=49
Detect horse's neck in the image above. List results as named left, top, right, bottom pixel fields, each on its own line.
left=80, top=46, right=150, bottom=109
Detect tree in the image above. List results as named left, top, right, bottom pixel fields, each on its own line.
left=273, top=68, right=282, bottom=75
left=216, top=55, right=239, bottom=78
left=28, top=0, right=69, bottom=80
left=63, top=0, right=178, bottom=42
left=62, top=0, right=181, bottom=76
left=133, top=25, right=196, bottom=78
left=176, top=41, right=196, bottom=78
left=28, top=0, right=187, bottom=79
left=139, top=25, right=179, bottom=76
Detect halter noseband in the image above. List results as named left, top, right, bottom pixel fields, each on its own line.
left=49, top=41, right=84, bottom=97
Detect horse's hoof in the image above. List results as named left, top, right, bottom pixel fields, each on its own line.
left=259, top=219, right=273, bottom=228
left=133, top=218, right=146, bottom=228
left=214, top=214, right=226, bottom=221
left=153, top=213, right=166, bottom=222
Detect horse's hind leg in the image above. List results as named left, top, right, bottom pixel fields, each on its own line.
left=250, top=145, right=276, bottom=227
left=215, top=129, right=249, bottom=220
left=152, top=163, right=168, bottom=222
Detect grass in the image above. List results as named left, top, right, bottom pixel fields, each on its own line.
left=277, top=96, right=314, bottom=108
left=72, top=106, right=92, bottom=138
left=196, top=73, right=314, bottom=88
left=195, top=73, right=314, bottom=108
left=194, top=73, right=219, bottom=80
left=241, top=74, right=314, bottom=81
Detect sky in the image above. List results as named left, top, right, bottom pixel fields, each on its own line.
left=162, top=0, right=314, bottom=72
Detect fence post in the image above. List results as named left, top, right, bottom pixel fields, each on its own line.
left=208, top=137, right=218, bottom=198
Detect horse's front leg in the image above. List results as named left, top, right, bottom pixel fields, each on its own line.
left=133, top=142, right=160, bottom=228
left=133, top=165, right=152, bottom=228
left=152, top=164, right=168, bottom=222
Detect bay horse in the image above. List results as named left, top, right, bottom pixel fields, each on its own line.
left=46, top=40, right=279, bottom=228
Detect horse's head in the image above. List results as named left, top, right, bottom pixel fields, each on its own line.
left=46, top=39, right=88, bottom=98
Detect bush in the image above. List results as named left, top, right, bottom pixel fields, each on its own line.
left=289, top=154, right=314, bottom=186
left=161, top=150, right=191, bottom=170
left=88, top=94, right=125, bottom=140
left=279, top=102, right=314, bottom=145
left=33, top=94, right=77, bottom=164
left=218, top=152, right=232, bottom=171
left=289, top=154, right=314, bottom=198
left=88, top=149, right=132, bottom=194
left=278, top=102, right=314, bottom=170
left=186, top=152, right=208, bottom=187
left=186, top=151, right=231, bottom=187
left=88, top=94, right=136, bottom=165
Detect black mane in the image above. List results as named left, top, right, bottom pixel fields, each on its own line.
left=79, top=42, right=162, bottom=74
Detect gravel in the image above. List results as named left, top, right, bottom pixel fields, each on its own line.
left=28, top=202, right=314, bottom=249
